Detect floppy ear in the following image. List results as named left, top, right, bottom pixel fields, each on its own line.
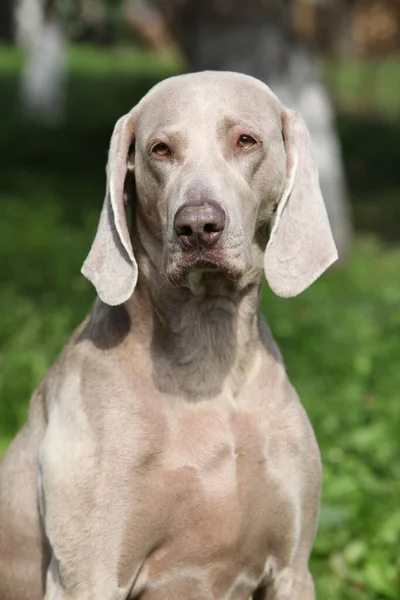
left=81, top=108, right=138, bottom=306
left=264, top=109, right=338, bottom=297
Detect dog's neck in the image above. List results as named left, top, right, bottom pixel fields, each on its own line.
left=129, top=251, right=263, bottom=400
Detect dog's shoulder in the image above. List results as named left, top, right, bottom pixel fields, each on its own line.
left=258, top=313, right=285, bottom=366
left=75, top=298, right=131, bottom=352
left=255, top=314, right=319, bottom=455
left=39, top=298, right=149, bottom=415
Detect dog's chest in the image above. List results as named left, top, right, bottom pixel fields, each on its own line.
left=123, top=402, right=297, bottom=597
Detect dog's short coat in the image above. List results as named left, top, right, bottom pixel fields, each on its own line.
left=0, top=71, right=337, bottom=600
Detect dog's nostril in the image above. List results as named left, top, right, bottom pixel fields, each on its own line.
left=179, top=225, right=193, bottom=237
left=204, top=223, right=215, bottom=234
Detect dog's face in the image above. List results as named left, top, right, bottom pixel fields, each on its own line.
left=82, top=72, right=337, bottom=306
left=132, top=73, right=286, bottom=290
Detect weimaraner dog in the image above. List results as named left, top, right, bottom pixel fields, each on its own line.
left=0, top=71, right=337, bottom=600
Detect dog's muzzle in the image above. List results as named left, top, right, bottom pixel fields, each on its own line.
left=167, top=200, right=247, bottom=286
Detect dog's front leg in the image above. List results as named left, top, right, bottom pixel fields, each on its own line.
left=38, top=411, right=145, bottom=600
left=43, top=555, right=139, bottom=600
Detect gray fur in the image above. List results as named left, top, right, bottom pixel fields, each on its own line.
left=0, top=71, right=337, bottom=600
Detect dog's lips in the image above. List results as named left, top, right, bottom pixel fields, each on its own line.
left=182, top=256, right=223, bottom=273
left=167, top=249, right=244, bottom=285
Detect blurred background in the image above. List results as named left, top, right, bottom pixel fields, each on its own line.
left=0, top=0, right=399, bottom=597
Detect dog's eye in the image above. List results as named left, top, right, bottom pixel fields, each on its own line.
left=152, top=142, right=170, bottom=157
left=237, top=135, right=257, bottom=149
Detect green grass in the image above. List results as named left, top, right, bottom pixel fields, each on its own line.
left=0, top=45, right=399, bottom=598
left=262, top=242, right=400, bottom=598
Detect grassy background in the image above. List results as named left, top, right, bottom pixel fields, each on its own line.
left=0, top=46, right=399, bottom=598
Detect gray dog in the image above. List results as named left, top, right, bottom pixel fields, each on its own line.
left=0, top=71, right=337, bottom=600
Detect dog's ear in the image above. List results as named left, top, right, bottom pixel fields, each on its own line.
left=264, top=109, right=338, bottom=297
left=81, top=109, right=138, bottom=306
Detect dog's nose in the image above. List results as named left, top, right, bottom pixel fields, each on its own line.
left=174, top=202, right=226, bottom=248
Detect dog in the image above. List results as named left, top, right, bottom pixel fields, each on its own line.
left=0, top=71, right=337, bottom=600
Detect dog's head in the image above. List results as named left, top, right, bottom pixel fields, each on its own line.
left=82, top=71, right=337, bottom=305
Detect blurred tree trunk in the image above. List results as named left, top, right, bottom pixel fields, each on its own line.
left=124, top=0, right=180, bottom=55
left=158, top=0, right=353, bottom=259
left=19, top=0, right=67, bottom=125
left=0, top=0, right=14, bottom=42
left=332, top=0, right=357, bottom=58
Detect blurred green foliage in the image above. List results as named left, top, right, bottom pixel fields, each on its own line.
left=0, top=46, right=399, bottom=598
left=325, top=58, right=400, bottom=120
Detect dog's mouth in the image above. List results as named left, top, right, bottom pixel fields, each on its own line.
left=166, top=250, right=245, bottom=287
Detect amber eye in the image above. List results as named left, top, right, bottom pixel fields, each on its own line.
left=152, top=142, right=170, bottom=157
left=237, top=135, right=257, bottom=149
